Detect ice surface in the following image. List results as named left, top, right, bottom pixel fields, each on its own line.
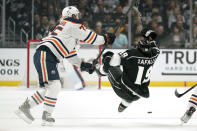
left=0, top=86, right=197, bottom=131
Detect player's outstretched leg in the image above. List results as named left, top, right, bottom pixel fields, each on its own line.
left=181, top=106, right=196, bottom=124
left=15, top=89, right=46, bottom=124
left=41, top=80, right=61, bottom=126
left=15, top=98, right=35, bottom=124
left=181, top=90, right=197, bottom=124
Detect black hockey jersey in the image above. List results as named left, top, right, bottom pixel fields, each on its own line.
left=119, top=47, right=160, bottom=94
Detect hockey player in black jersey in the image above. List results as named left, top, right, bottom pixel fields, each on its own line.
left=96, top=29, right=160, bottom=112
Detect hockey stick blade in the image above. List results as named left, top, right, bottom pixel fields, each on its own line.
left=175, top=84, right=197, bottom=98
left=175, top=89, right=183, bottom=98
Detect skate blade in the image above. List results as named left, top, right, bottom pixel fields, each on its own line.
left=180, top=119, right=187, bottom=125
left=180, top=121, right=185, bottom=126
left=75, top=87, right=85, bottom=90
left=15, top=109, right=33, bottom=124
left=118, top=107, right=126, bottom=113
left=41, top=120, right=54, bottom=126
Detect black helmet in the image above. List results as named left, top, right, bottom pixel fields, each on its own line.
left=141, top=28, right=157, bottom=40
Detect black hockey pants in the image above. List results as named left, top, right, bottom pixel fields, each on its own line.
left=107, top=66, right=140, bottom=102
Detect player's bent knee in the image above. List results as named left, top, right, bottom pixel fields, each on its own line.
left=45, top=80, right=61, bottom=97
left=126, top=94, right=140, bottom=102
left=141, top=93, right=149, bottom=98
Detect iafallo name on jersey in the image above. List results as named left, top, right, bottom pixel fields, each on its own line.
left=137, top=57, right=157, bottom=65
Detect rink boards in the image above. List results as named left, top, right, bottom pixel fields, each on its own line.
left=0, top=48, right=197, bottom=87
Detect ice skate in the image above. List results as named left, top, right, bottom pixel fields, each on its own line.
left=15, top=98, right=35, bottom=124
left=181, top=106, right=196, bottom=124
left=118, top=103, right=127, bottom=112
left=42, top=111, right=55, bottom=126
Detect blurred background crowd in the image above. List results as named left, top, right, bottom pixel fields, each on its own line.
left=0, top=0, right=197, bottom=48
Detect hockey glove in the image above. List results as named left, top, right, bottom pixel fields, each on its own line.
left=103, top=33, right=116, bottom=46
left=80, top=61, right=95, bottom=74
left=102, top=51, right=114, bottom=64
left=94, top=64, right=107, bottom=77
left=101, top=51, right=114, bottom=73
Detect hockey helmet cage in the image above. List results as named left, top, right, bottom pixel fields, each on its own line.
left=62, top=6, right=80, bottom=19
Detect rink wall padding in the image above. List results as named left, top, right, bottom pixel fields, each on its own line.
left=0, top=81, right=197, bottom=87
left=0, top=48, right=197, bottom=87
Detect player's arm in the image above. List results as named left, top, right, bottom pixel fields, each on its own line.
left=65, top=50, right=94, bottom=74
left=70, top=23, right=115, bottom=46
left=65, top=50, right=81, bottom=66
left=95, top=49, right=133, bottom=76
left=152, top=45, right=160, bottom=56
left=94, top=51, right=122, bottom=76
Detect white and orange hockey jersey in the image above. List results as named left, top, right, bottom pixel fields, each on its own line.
left=37, top=18, right=105, bottom=66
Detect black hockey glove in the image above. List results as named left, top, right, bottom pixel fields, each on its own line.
left=91, top=59, right=107, bottom=77
left=101, top=51, right=114, bottom=73
left=80, top=61, right=95, bottom=74
left=103, top=33, right=116, bottom=46
left=102, top=51, right=114, bottom=64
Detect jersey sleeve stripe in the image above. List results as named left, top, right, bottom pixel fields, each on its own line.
left=65, top=54, right=77, bottom=58
left=189, top=100, right=197, bottom=106
left=52, top=36, right=70, bottom=53
left=69, top=50, right=77, bottom=54
left=87, top=32, right=96, bottom=43
left=45, top=41, right=64, bottom=58
left=44, top=38, right=68, bottom=57
left=90, top=34, right=97, bottom=45
left=192, top=94, right=197, bottom=98
left=190, top=97, right=197, bottom=102
left=84, top=31, right=92, bottom=42
left=66, top=50, right=77, bottom=58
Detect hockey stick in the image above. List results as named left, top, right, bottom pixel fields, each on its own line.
left=92, top=0, right=140, bottom=66
left=175, top=84, right=197, bottom=98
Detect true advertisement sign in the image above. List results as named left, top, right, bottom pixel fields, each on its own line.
left=151, top=49, right=197, bottom=81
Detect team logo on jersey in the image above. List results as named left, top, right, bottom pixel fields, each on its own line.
left=51, top=70, right=56, bottom=75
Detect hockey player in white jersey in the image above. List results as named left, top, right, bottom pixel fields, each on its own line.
left=180, top=88, right=197, bottom=124
left=15, top=6, right=115, bottom=126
